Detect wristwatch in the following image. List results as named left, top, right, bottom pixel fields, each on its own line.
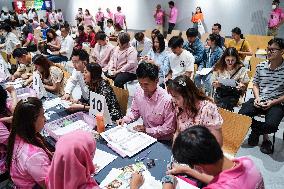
left=162, top=175, right=176, bottom=185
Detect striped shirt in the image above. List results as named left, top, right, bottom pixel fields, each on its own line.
left=253, top=61, right=284, bottom=101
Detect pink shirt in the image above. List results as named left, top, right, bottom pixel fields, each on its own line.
left=177, top=100, right=223, bottom=132
left=123, top=86, right=177, bottom=140
left=106, top=12, right=114, bottom=20
left=92, top=42, right=115, bottom=69
left=154, top=10, right=164, bottom=25
left=0, top=122, right=9, bottom=174
left=48, top=13, right=57, bottom=25
left=114, top=11, right=126, bottom=28
left=169, top=6, right=178, bottom=24
left=204, top=157, right=264, bottom=189
left=108, top=46, right=138, bottom=74
left=268, top=8, right=284, bottom=28
left=96, top=11, right=104, bottom=22
left=84, top=15, right=95, bottom=26
left=10, top=136, right=51, bottom=188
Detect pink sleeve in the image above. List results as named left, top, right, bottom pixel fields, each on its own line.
left=27, top=33, right=34, bottom=41
left=119, top=48, right=138, bottom=72
left=0, top=122, right=9, bottom=144
left=25, top=151, right=51, bottom=183
left=281, top=12, right=284, bottom=19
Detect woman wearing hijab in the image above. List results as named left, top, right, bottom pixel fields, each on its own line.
left=46, top=130, right=99, bottom=189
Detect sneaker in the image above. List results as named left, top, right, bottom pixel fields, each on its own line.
left=260, top=140, right=273, bottom=154
left=248, top=132, right=259, bottom=146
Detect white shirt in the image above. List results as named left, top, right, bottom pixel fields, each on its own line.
left=64, top=69, right=89, bottom=100
left=130, top=37, right=153, bottom=57
left=169, top=50, right=195, bottom=79
left=4, top=32, right=21, bottom=55
left=60, top=35, right=74, bottom=59
left=104, top=26, right=115, bottom=37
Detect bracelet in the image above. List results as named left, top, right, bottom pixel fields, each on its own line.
left=161, top=175, right=175, bottom=185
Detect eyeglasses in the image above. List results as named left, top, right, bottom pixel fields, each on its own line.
left=266, top=48, right=281, bottom=53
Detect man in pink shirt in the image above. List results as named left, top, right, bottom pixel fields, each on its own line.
left=267, top=0, right=284, bottom=36
left=117, top=63, right=176, bottom=141
left=114, top=6, right=127, bottom=30
left=105, top=8, right=114, bottom=20
left=96, top=8, right=105, bottom=31
left=166, top=1, right=178, bottom=34
left=165, top=126, right=264, bottom=189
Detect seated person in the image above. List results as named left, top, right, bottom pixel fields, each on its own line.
left=62, top=49, right=90, bottom=101
left=91, top=31, right=115, bottom=72
left=75, top=25, right=88, bottom=49
left=6, top=97, right=53, bottom=188
left=167, top=36, right=195, bottom=80
left=142, top=33, right=170, bottom=87
left=22, top=25, right=37, bottom=52
left=167, top=75, right=223, bottom=145
left=109, top=23, right=124, bottom=41
left=33, top=54, right=65, bottom=96
left=212, top=47, right=249, bottom=111
left=163, top=126, right=264, bottom=189
left=239, top=38, right=284, bottom=154
left=227, top=27, right=253, bottom=61
left=183, top=28, right=205, bottom=66
left=11, top=48, right=35, bottom=86
left=117, top=63, right=176, bottom=141
left=48, top=25, right=74, bottom=63
left=195, top=33, right=223, bottom=96
left=0, top=23, right=21, bottom=56
left=211, top=23, right=225, bottom=48
left=46, top=29, right=61, bottom=53
left=39, top=19, right=49, bottom=40
left=106, top=32, right=138, bottom=88
left=104, top=19, right=115, bottom=37
left=130, top=32, right=153, bottom=57
left=68, top=63, right=123, bottom=122
left=86, top=25, right=96, bottom=48
left=46, top=131, right=99, bottom=189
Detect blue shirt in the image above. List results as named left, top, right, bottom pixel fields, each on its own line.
left=199, top=46, right=223, bottom=69
left=41, top=26, right=49, bottom=40
left=183, top=38, right=205, bottom=65
left=148, top=49, right=171, bottom=84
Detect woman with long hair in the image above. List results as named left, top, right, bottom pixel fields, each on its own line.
left=212, top=47, right=249, bottom=111
left=33, top=54, right=65, bottom=96
left=6, top=97, right=53, bottom=188
left=191, top=6, right=204, bottom=29
left=86, top=25, right=96, bottom=48
left=46, top=28, right=61, bottom=52
left=167, top=75, right=223, bottom=145
left=83, top=9, right=95, bottom=27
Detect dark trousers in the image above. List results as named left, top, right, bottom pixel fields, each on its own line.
left=107, top=72, right=137, bottom=89
left=97, top=21, right=104, bottom=31
left=239, top=98, right=284, bottom=135
left=47, top=55, right=68, bottom=63
left=168, top=23, right=175, bottom=34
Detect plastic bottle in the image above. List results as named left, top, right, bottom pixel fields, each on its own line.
left=96, top=113, right=105, bottom=133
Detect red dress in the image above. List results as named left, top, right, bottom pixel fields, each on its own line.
left=87, top=32, right=96, bottom=48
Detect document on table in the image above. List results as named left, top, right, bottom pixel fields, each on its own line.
left=52, top=120, right=91, bottom=138
left=218, top=78, right=237, bottom=87
left=196, top=68, right=212, bottom=76
left=5, top=79, right=24, bottom=89
left=43, top=97, right=71, bottom=110
left=176, top=177, right=199, bottom=189
left=93, top=149, right=117, bottom=173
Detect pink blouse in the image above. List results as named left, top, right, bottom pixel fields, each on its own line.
left=10, top=136, right=51, bottom=188
left=84, top=15, right=95, bottom=26
left=0, top=122, right=9, bottom=174
left=177, top=100, right=223, bottom=132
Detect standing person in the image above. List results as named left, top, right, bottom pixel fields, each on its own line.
left=105, top=8, right=114, bottom=20
left=154, top=4, right=164, bottom=34
left=96, top=8, right=104, bottom=31
left=75, top=8, right=84, bottom=26
left=212, top=23, right=225, bottom=48
left=165, top=1, right=178, bottom=34
left=83, top=9, right=95, bottom=27
left=267, top=0, right=284, bottom=37
left=114, top=6, right=127, bottom=30
left=191, top=6, right=204, bottom=29
left=48, top=10, right=57, bottom=27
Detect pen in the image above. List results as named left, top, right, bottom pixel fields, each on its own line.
left=139, top=150, right=151, bottom=161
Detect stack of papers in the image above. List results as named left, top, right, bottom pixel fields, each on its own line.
left=5, top=79, right=24, bottom=89
left=93, top=149, right=117, bottom=173
left=101, top=126, right=157, bottom=157
left=196, top=68, right=212, bottom=76
left=43, top=97, right=71, bottom=110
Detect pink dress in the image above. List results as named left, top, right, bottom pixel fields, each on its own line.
left=268, top=8, right=284, bottom=28
left=154, top=10, right=164, bottom=25
left=204, top=157, right=264, bottom=189
left=10, top=136, right=51, bottom=188
left=0, top=122, right=9, bottom=174
left=84, top=15, right=95, bottom=26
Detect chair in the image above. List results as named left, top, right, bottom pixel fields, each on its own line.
left=224, top=38, right=231, bottom=47
left=247, top=57, right=265, bottom=89
left=111, top=85, right=129, bottom=116
left=1, top=51, right=8, bottom=63
left=245, top=35, right=273, bottom=55
left=9, top=55, right=17, bottom=65
left=200, top=33, right=210, bottom=44
left=55, top=64, right=70, bottom=80
left=219, top=108, right=252, bottom=157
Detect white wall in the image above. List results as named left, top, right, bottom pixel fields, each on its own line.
left=0, top=0, right=279, bottom=38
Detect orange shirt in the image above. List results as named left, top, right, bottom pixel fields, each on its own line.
left=191, top=13, right=204, bottom=23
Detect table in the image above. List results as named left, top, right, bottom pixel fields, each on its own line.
left=43, top=93, right=172, bottom=184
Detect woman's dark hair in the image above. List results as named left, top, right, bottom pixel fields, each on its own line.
left=136, top=62, right=159, bottom=81
left=85, top=9, right=90, bottom=15
left=153, top=33, right=165, bottom=53
left=0, top=86, right=11, bottom=118
left=213, top=47, right=243, bottom=72
left=151, top=29, right=161, bottom=40
left=195, top=6, right=202, bottom=14
left=85, top=63, right=103, bottom=91
left=33, top=54, right=54, bottom=79
left=78, top=25, right=84, bottom=32
left=172, top=126, right=223, bottom=167
left=46, top=28, right=58, bottom=43
left=6, top=97, right=53, bottom=171
left=231, top=27, right=244, bottom=39
left=95, top=31, right=107, bottom=41
left=208, top=33, right=222, bottom=48
left=87, top=25, right=95, bottom=33
left=167, top=75, right=211, bottom=118
left=168, top=1, right=175, bottom=6
left=118, top=32, right=130, bottom=45
left=22, top=25, right=33, bottom=38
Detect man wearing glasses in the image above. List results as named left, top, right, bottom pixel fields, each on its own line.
left=239, top=38, right=284, bottom=154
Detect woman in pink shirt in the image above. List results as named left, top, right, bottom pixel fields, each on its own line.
left=107, top=32, right=138, bottom=88
left=46, top=28, right=61, bottom=52
left=154, top=4, right=164, bottom=33
left=22, top=26, right=37, bottom=52
left=167, top=75, right=223, bottom=145
left=84, top=9, right=95, bottom=27
left=6, top=97, right=53, bottom=188
left=46, top=130, right=99, bottom=189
